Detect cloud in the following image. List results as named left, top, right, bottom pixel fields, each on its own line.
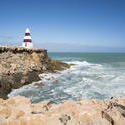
left=0, top=35, right=14, bottom=39
left=0, top=35, right=20, bottom=46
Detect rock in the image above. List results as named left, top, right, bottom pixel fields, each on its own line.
left=0, top=107, right=11, bottom=119
left=59, top=114, right=71, bottom=125
left=46, top=78, right=51, bottom=80
left=0, top=96, right=125, bottom=125
left=101, top=111, right=114, bottom=125
left=16, top=110, right=25, bottom=118
left=0, top=45, right=70, bottom=99
left=34, top=82, right=43, bottom=87
left=53, top=80, right=59, bottom=83
left=39, top=75, right=44, bottom=79
left=42, top=66, right=47, bottom=71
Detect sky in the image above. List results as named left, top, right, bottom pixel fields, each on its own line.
left=0, top=0, right=125, bottom=52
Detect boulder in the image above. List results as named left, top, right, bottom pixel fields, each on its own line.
left=0, top=96, right=125, bottom=125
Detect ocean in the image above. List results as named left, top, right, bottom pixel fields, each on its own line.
left=8, top=53, right=125, bottom=103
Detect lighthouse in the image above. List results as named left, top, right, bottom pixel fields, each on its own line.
left=22, top=28, right=33, bottom=48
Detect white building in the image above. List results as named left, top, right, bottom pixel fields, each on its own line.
left=22, top=28, right=33, bottom=48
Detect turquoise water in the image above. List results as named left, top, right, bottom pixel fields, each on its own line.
left=8, top=53, right=125, bottom=103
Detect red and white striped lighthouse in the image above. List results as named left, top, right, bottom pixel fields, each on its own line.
left=22, top=28, right=33, bottom=48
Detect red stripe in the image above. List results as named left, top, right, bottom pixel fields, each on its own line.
left=25, top=33, right=31, bottom=36
left=23, top=39, right=32, bottom=42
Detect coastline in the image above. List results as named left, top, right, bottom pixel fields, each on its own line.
left=0, top=46, right=125, bottom=125
left=0, top=46, right=70, bottom=99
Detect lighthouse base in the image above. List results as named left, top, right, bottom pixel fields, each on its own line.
left=22, top=42, right=33, bottom=48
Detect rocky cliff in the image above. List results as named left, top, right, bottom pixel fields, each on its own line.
left=0, top=46, right=70, bottom=99
left=0, top=96, right=125, bottom=125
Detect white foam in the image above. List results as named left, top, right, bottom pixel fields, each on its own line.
left=8, top=60, right=125, bottom=103
left=66, top=61, right=102, bottom=66
left=66, top=61, right=91, bottom=66
left=82, top=77, right=94, bottom=83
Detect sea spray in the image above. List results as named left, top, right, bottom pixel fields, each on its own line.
left=8, top=53, right=125, bottom=103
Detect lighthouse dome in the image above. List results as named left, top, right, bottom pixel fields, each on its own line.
left=26, top=28, right=30, bottom=33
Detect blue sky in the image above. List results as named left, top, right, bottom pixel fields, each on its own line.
left=0, top=0, right=125, bottom=52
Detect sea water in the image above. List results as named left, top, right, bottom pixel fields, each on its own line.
left=8, top=53, right=125, bottom=103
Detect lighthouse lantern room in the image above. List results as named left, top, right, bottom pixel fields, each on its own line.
left=22, top=28, right=33, bottom=48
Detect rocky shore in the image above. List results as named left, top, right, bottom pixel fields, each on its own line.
left=0, top=46, right=70, bottom=99
left=1, top=46, right=125, bottom=125
left=0, top=96, right=125, bottom=125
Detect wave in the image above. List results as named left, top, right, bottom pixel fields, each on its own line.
left=8, top=60, right=125, bottom=103
left=66, top=61, right=102, bottom=66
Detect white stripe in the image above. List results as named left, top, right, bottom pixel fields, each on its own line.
left=24, top=36, right=32, bottom=39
